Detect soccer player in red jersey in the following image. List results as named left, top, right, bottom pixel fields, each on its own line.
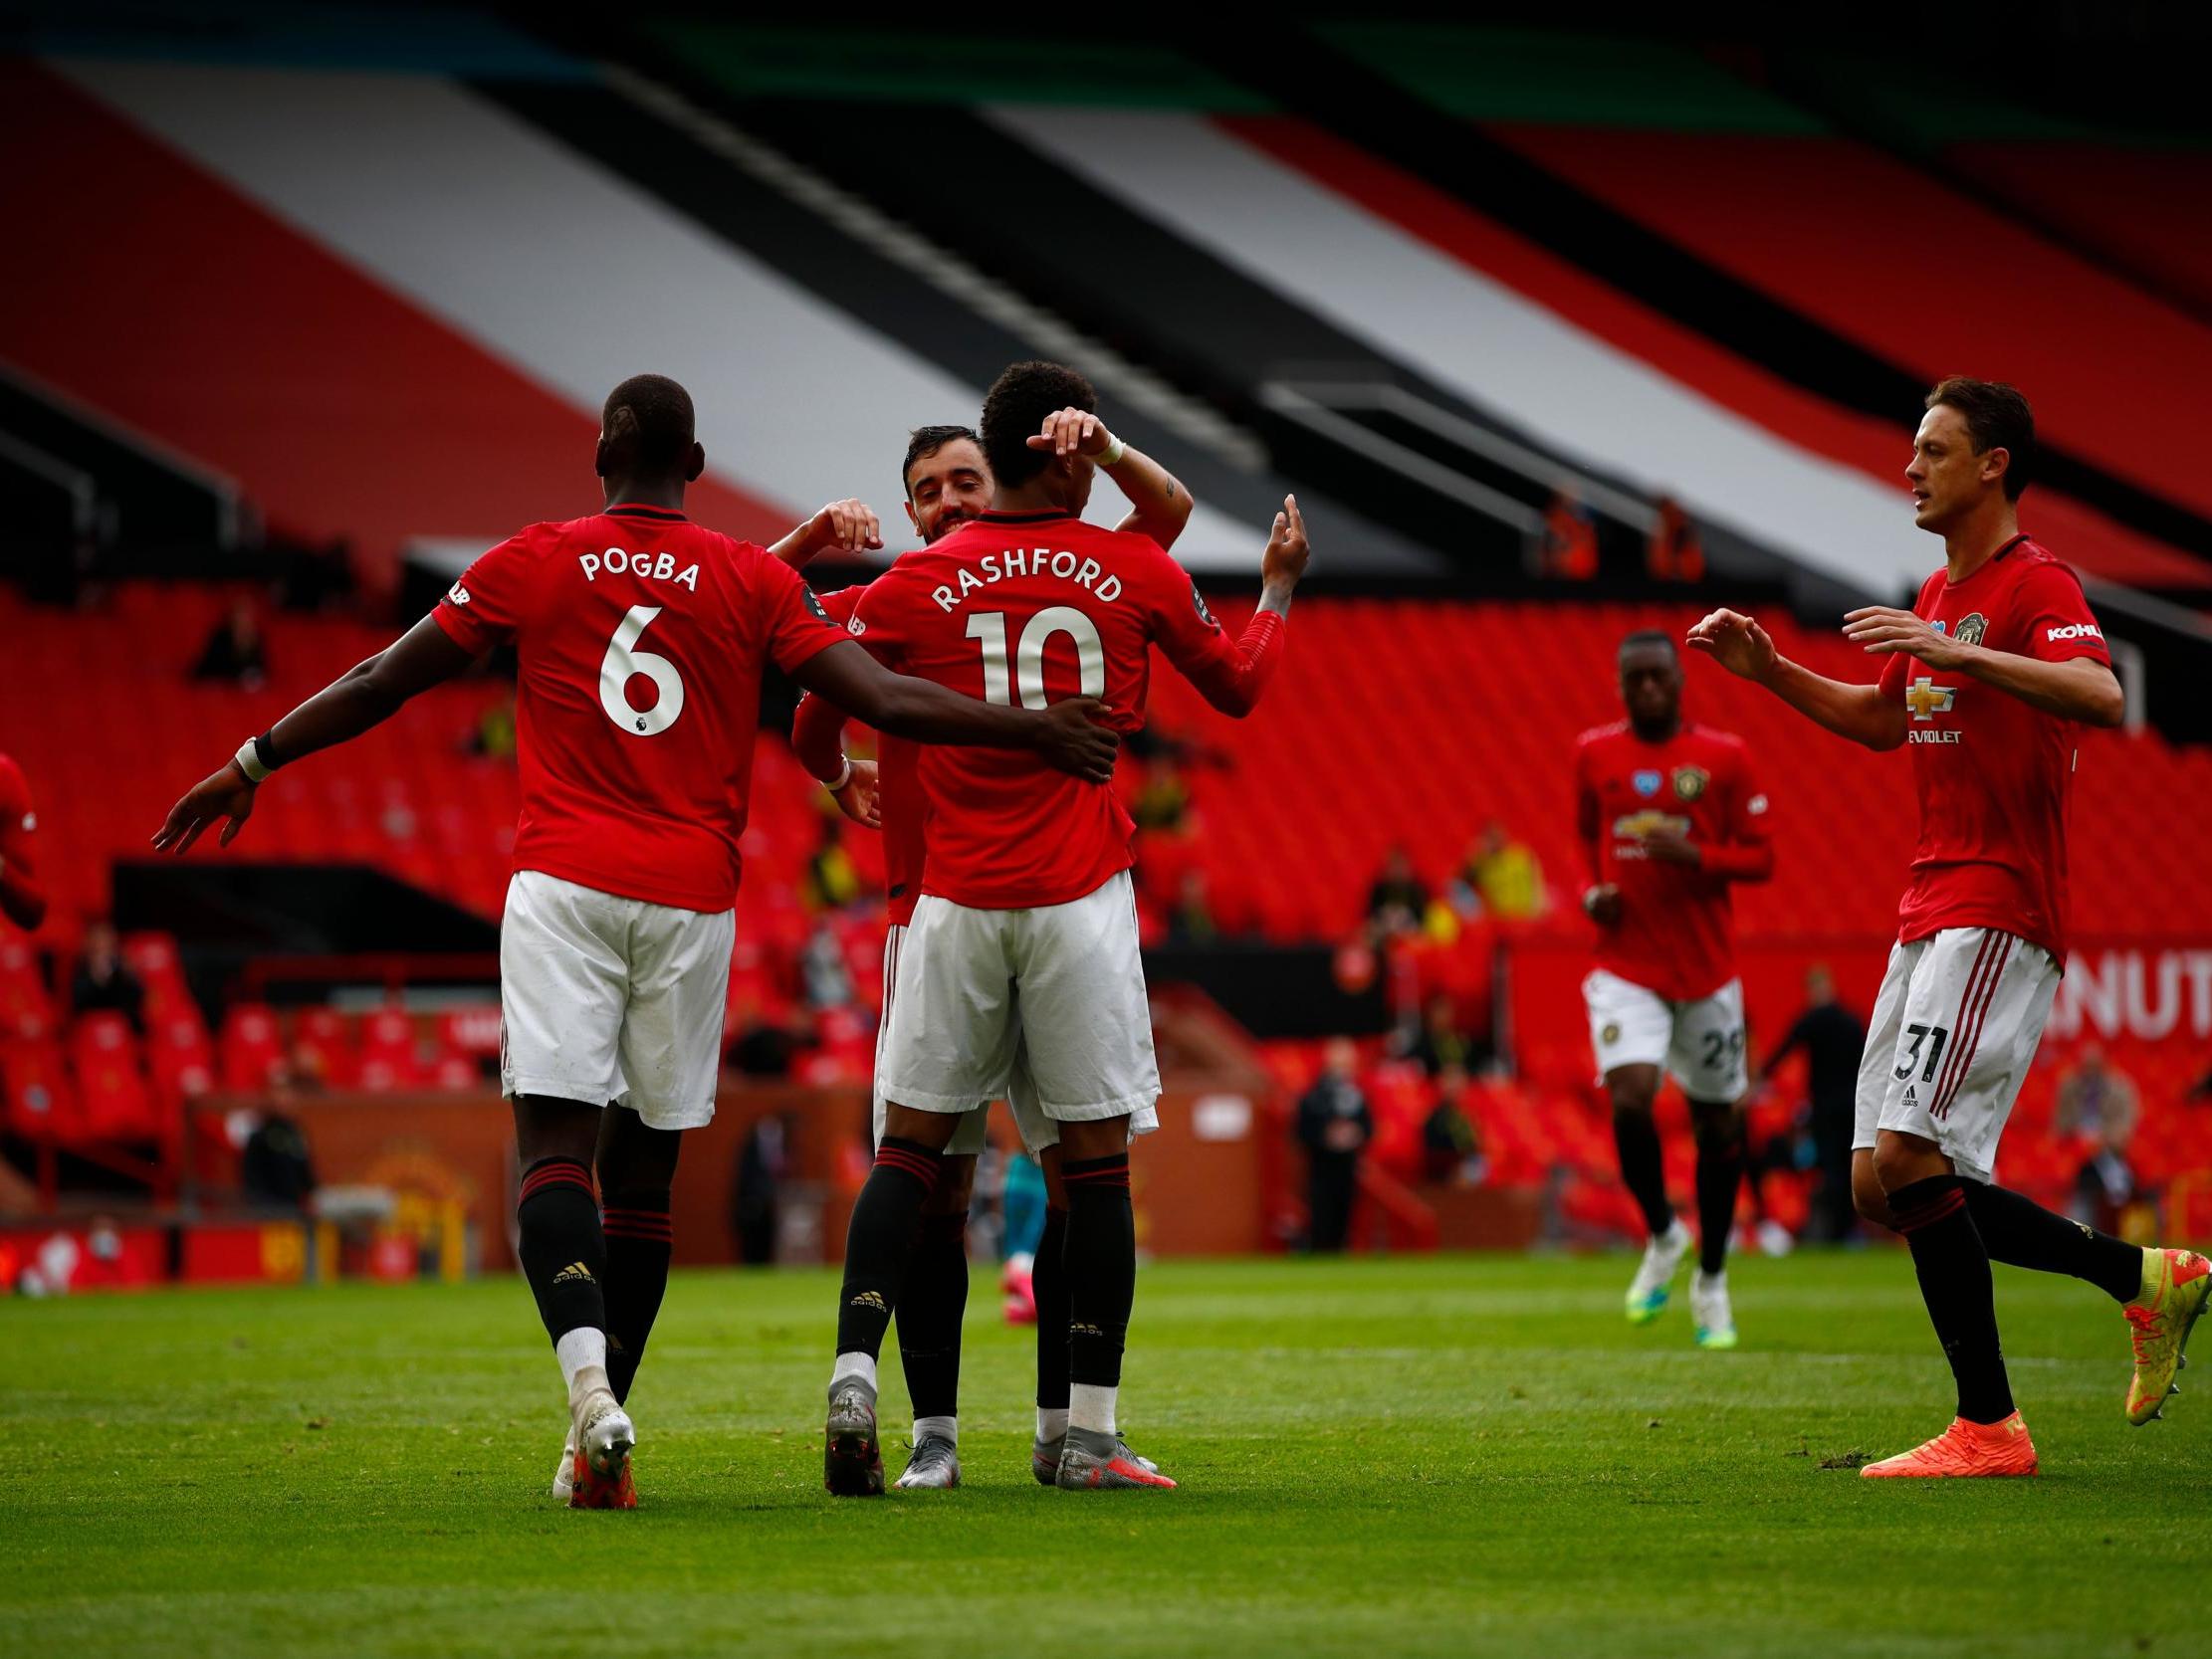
left=1577, top=632, right=1772, bottom=1348
left=1691, top=377, right=2208, bottom=1477
left=818, top=360, right=1309, bottom=1495
left=0, top=753, right=47, bottom=933
left=792, top=411, right=1192, bottom=1490
left=150, top=374, right=1119, bottom=1508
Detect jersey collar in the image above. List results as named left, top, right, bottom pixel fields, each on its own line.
left=978, top=509, right=1076, bottom=524
left=605, top=503, right=689, bottom=522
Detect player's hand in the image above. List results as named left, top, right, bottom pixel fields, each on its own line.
left=1685, top=609, right=1777, bottom=683
left=1035, top=696, right=1121, bottom=784
left=1026, top=408, right=1113, bottom=462
left=1260, top=495, right=1311, bottom=591
left=150, top=762, right=257, bottom=855
left=1583, top=884, right=1623, bottom=928
left=831, top=758, right=881, bottom=831
left=1843, top=605, right=1964, bottom=667
left=1640, top=827, right=1701, bottom=866
left=793, top=499, right=884, bottom=563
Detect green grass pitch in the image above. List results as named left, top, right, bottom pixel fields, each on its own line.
left=6, top=1250, right=2206, bottom=1658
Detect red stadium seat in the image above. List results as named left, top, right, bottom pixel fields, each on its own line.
left=68, top=1012, right=159, bottom=1141
left=357, top=1006, right=421, bottom=1091
left=219, top=1002, right=286, bottom=1094
left=1, top=1039, right=75, bottom=1141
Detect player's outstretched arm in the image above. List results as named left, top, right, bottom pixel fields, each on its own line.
left=1687, top=608, right=1905, bottom=751
left=790, top=693, right=881, bottom=828
left=1160, top=496, right=1310, bottom=718
left=151, top=615, right=479, bottom=854
left=1028, top=409, right=1193, bottom=550
left=791, top=641, right=1119, bottom=783
left=1841, top=606, right=2124, bottom=727
left=768, top=500, right=884, bottom=569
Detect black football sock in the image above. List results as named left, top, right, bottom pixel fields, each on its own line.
left=1033, top=1205, right=1071, bottom=1417
left=1962, top=1180, right=2142, bottom=1304
left=833, top=1137, right=942, bottom=1365
left=1892, top=1174, right=2015, bottom=1425
left=896, top=1212, right=970, bottom=1427
left=1691, top=1111, right=1744, bottom=1277
left=1063, top=1154, right=1135, bottom=1391
left=600, top=1186, right=673, bottom=1405
left=517, top=1156, right=606, bottom=1347
left=1612, top=1109, right=1674, bottom=1239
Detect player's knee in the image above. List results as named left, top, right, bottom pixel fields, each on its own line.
left=1688, top=1099, right=1741, bottom=1151
left=881, top=1103, right=960, bottom=1151
left=1056, top=1116, right=1131, bottom=1164
left=926, top=1155, right=978, bottom=1217
left=1870, top=1134, right=1945, bottom=1198
left=1851, top=1162, right=1895, bottom=1229
left=1608, top=1085, right=1656, bottom=1121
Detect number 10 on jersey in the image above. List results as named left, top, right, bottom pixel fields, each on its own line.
left=966, top=608, right=1105, bottom=708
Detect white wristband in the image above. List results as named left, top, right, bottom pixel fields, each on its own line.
left=1095, top=433, right=1126, bottom=468
left=826, top=756, right=852, bottom=792
left=234, top=739, right=272, bottom=784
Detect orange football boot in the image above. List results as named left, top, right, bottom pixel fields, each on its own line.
left=1861, top=1411, right=2038, bottom=1479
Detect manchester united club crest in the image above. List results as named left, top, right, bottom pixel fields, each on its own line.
left=1953, top=611, right=1989, bottom=648
left=1671, top=764, right=1709, bottom=802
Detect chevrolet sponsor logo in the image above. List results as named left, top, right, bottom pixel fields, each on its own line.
left=1904, top=677, right=1955, bottom=721
left=1613, top=810, right=1690, bottom=847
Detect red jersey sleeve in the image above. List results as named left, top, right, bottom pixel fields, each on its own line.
left=1700, top=743, right=1774, bottom=882
left=2015, top=562, right=2112, bottom=665
left=1140, top=544, right=1284, bottom=718
left=757, top=555, right=850, bottom=676
left=790, top=583, right=869, bottom=784
left=432, top=529, right=541, bottom=656
left=1572, top=740, right=1602, bottom=889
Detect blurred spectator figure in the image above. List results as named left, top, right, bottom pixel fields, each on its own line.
left=70, top=920, right=144, bottom=1032
left=734, top=1113, right=789, bottom=1265
left=1761, top=965, right=1864, bottom=1242
left=728, top=1013, right=801, bottom=1080
left=1646, top=495, right=1706, bottom=583
left=1132, top=755, right=1192, bottom=834
left=191, top=598, right=268, bottom=690
left=470, top=695, right=518, bottom=762
left=1407, top=993, right=1474, bottom=1079
left=805, top=817, right=862, bottom=913
left=798, top=922, right=856, bottom=1011
left=1456, top=820, right=1547, bottom=922
left=1539, top=490, right=1599, bottom=581
left=1422, top=1064, right=1485, bottom=1184
left=1366, top=845, right=1430, bottom=940
left=1296, top=1038, right=1373, bottom=1253
left=2057, top=1046, right=2142, bottom=1235
left=1167, top=869, right=1217, bottom=943
left=241, top=1110, right=316, bottom=1209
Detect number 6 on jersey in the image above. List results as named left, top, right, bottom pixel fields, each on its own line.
left=600, top=604, right=685, bottom=735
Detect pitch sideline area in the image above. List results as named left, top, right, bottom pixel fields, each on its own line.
left=5, top=1253, right=2201, bottom=1658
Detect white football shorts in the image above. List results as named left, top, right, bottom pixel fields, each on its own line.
left=876, top=871, right=1161, bottom=1151
left=1853, top=928, right=2060, bottom=1185
left=1584, top=967, right=1749, bottom=1102
left=499, top=869, right=733, bottom=1131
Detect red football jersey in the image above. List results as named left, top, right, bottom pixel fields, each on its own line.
left=433, top=503, right=846, bottom=913
left=850, top=510, right=1285, bottom=910
left=1576, top=722, right=1772, bottom=1001
left=810, top=582, right=927, bottom=929
left=1878, top=534, right=2109, bottom=961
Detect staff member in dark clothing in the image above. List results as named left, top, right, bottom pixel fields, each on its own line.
left=1297, top=1039, right=1374, bottom=1253
left=1760, top=965, right=1866, bottom=1241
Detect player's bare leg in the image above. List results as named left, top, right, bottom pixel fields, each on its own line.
left=1852, top=1147, right=2206, bottom=1424
left=1611, top=1066, right=1689, bottom=1323
left=1686, top=1098, right=1744, bottom=1348
left=826, top=1103, right=958, bottom=1496
left=1862, top=1132, right=2036, bottom=1479
left=892, top=1153, right=976, bottom=1490
left=514, top=1096, right=636, bottom=1509
left=1030, top=1144, right=1161, bottom=1484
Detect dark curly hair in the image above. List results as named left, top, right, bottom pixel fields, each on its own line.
left=980, top=360, right=1097, bottom=491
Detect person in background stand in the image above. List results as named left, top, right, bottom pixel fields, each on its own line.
left=1297, top=1039, right=1374, bottom=1253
